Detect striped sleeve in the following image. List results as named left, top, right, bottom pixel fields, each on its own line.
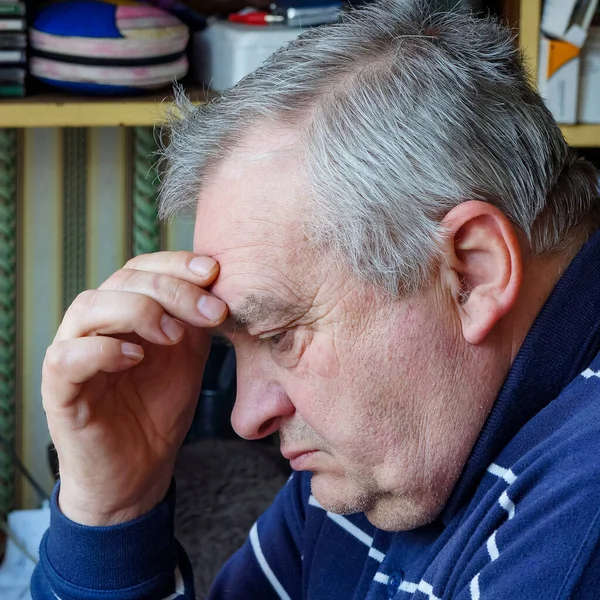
left=31, top=481, right=196, bottom=600
left=31, top=474, right=308, bottom=600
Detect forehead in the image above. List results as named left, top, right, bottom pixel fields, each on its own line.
left=194, top=127, right=303, bottom=251
left=193, top=127, right=315, bottom=310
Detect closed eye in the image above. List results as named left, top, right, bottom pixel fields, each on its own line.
left=258, top=331, right=287, bottom=345
left=257, top=329, right=294, bottom=353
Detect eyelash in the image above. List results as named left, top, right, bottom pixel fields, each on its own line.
left=258, top=330, right=292, bottom=350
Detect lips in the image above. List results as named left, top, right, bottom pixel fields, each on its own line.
left=281, top=448, right=319, bottom=470
left=281, top=448, right=317, bottom=460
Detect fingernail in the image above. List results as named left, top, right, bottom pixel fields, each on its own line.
left=197, top=295, right=227, bottom=322
left=121, top=342, right=144, bottom=360
left=161, top=314, right=184, bottom=341
left=189, top=256, right=217, bottom=277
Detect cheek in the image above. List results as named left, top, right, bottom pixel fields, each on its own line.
left=286, top=337, right=376, bottom=444
left=296, top=331, right=340, bottom=379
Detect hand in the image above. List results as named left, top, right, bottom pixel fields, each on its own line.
left=42, top=251, right=228, bottom=526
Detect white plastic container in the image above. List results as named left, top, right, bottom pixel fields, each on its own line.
left=578, top=27, right=600, bottom=123
left=193, top=20, right=306, bottom=91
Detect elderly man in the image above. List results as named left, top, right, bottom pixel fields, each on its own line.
left=32, top=1, right=600, bottom=599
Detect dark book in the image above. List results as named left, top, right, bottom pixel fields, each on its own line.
left=0, top=4, right=25, bottom=15
left=0, top=66, right=25, bottom=83
left=0, top=83, right=24, bottom=97
left=0, top=32, right=26, bottom=48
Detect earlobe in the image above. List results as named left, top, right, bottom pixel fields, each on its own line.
left=442, top=201, right=522, bottom=345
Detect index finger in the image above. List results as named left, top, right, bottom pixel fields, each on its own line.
left=120, top=251, right=220, bottom=288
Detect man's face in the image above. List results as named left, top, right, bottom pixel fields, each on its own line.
left=193, top=129, right=496, bottom=530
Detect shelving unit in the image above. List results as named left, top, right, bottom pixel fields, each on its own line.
left=519, top=0, right=600, bottom=147
left=0, top=85, right=213, bottom=128
left=0, top=3, right=594, bottom=133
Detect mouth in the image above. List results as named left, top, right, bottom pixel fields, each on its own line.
left=281, top=448, right=319, bottom=471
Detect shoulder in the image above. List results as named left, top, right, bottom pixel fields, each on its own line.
left=453, top=365, right=600, bottom=599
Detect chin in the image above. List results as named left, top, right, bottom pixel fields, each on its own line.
left=309, top=471, right=378, bottom=516
left=310, top=471, right=444, bottom=532
left=363, top=495, right=443, bottom=532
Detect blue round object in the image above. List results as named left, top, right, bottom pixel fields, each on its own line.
left=29, top=0, right=189, bottom=94
left=34, top=1, right=123, bottom=38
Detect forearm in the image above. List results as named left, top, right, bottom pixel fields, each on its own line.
left=31, top=481, right=196, bottom=600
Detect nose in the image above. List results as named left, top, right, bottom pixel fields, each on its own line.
left=230, top=361, right=295, bottom=440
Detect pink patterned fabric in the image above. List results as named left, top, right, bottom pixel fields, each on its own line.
left=30, top=55, right=188, bottom=86
left=30, top=24, right=188, bottom=58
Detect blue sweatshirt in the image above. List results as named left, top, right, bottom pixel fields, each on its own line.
left=32, top=227, right=600, bottom=600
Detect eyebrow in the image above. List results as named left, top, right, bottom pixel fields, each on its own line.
left=216, top=294, right=302, bottom=337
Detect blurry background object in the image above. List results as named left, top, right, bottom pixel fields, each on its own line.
left=269, top=0, right=343, bottom=26
left=542, top=0, right=598, bottom=47
left=174, top=438, right=290, bottom=598
left=185, top=338, right=238, bottom=443
left=29, top=0, right=190, bottom=94
left=578, top=4, right=600, bottom=124
left=538, top=0, right=600, bottom=124
left=193, top=0, right=485, bottom=92
left=193, top=18, right=306, bottom=90
left=0, top=0, right=26, bottom=97
left=180, top=0, right=271, bottom=15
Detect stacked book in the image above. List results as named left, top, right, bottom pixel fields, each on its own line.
left=0, top=0, right=25, bottom=97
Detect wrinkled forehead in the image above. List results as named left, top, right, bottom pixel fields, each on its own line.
left=193, top=127, right=315, bottom=307
left=194, top=127, right=305, bottom=251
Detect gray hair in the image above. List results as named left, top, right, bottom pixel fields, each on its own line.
left=158, top=0, right=600, bottom=295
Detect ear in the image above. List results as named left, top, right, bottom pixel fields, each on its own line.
left=441, top=201, right=522, bottom=345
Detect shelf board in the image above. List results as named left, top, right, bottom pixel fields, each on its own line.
left=2, top=87, right=599, bottom=146
left=559, top=124, right=600, bottom=148
left=0, top=85, right=216, bottom=128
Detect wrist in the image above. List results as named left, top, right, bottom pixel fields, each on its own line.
left=44, top=480, right=179, bottom=594
left=58, top=477, right=172, bottom=526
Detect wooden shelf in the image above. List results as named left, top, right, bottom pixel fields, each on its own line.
left=0, top=3, right=597, bottom=142
left=519, top=0, right=600, bottom=147
left=0, top=85, right=215, bottom=128
left=559, top=124, right=600, bottom=147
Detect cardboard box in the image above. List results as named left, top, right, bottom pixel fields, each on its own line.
left=578, top=27, right=600, bottom=123
left=538, top=34, right=581, bottom=124
left=541, top=0, right=599, bottom=48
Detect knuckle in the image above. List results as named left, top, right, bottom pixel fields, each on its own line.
left=98, top=269, right=121, bottom=290
left=123, top=252, right=151, bottom=270
left=43, top=343, right=67, bottom=376
left=163, top=278, right=188, bottom=307
left=76, top=289, right=96, bottom=306
left=104, top=267, right=135, bottom=291
left=135, top=292, right=159, bottom=316
left=123, top=256, right=139, bottom=270
left=67, top=289, right=97, bottom=318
